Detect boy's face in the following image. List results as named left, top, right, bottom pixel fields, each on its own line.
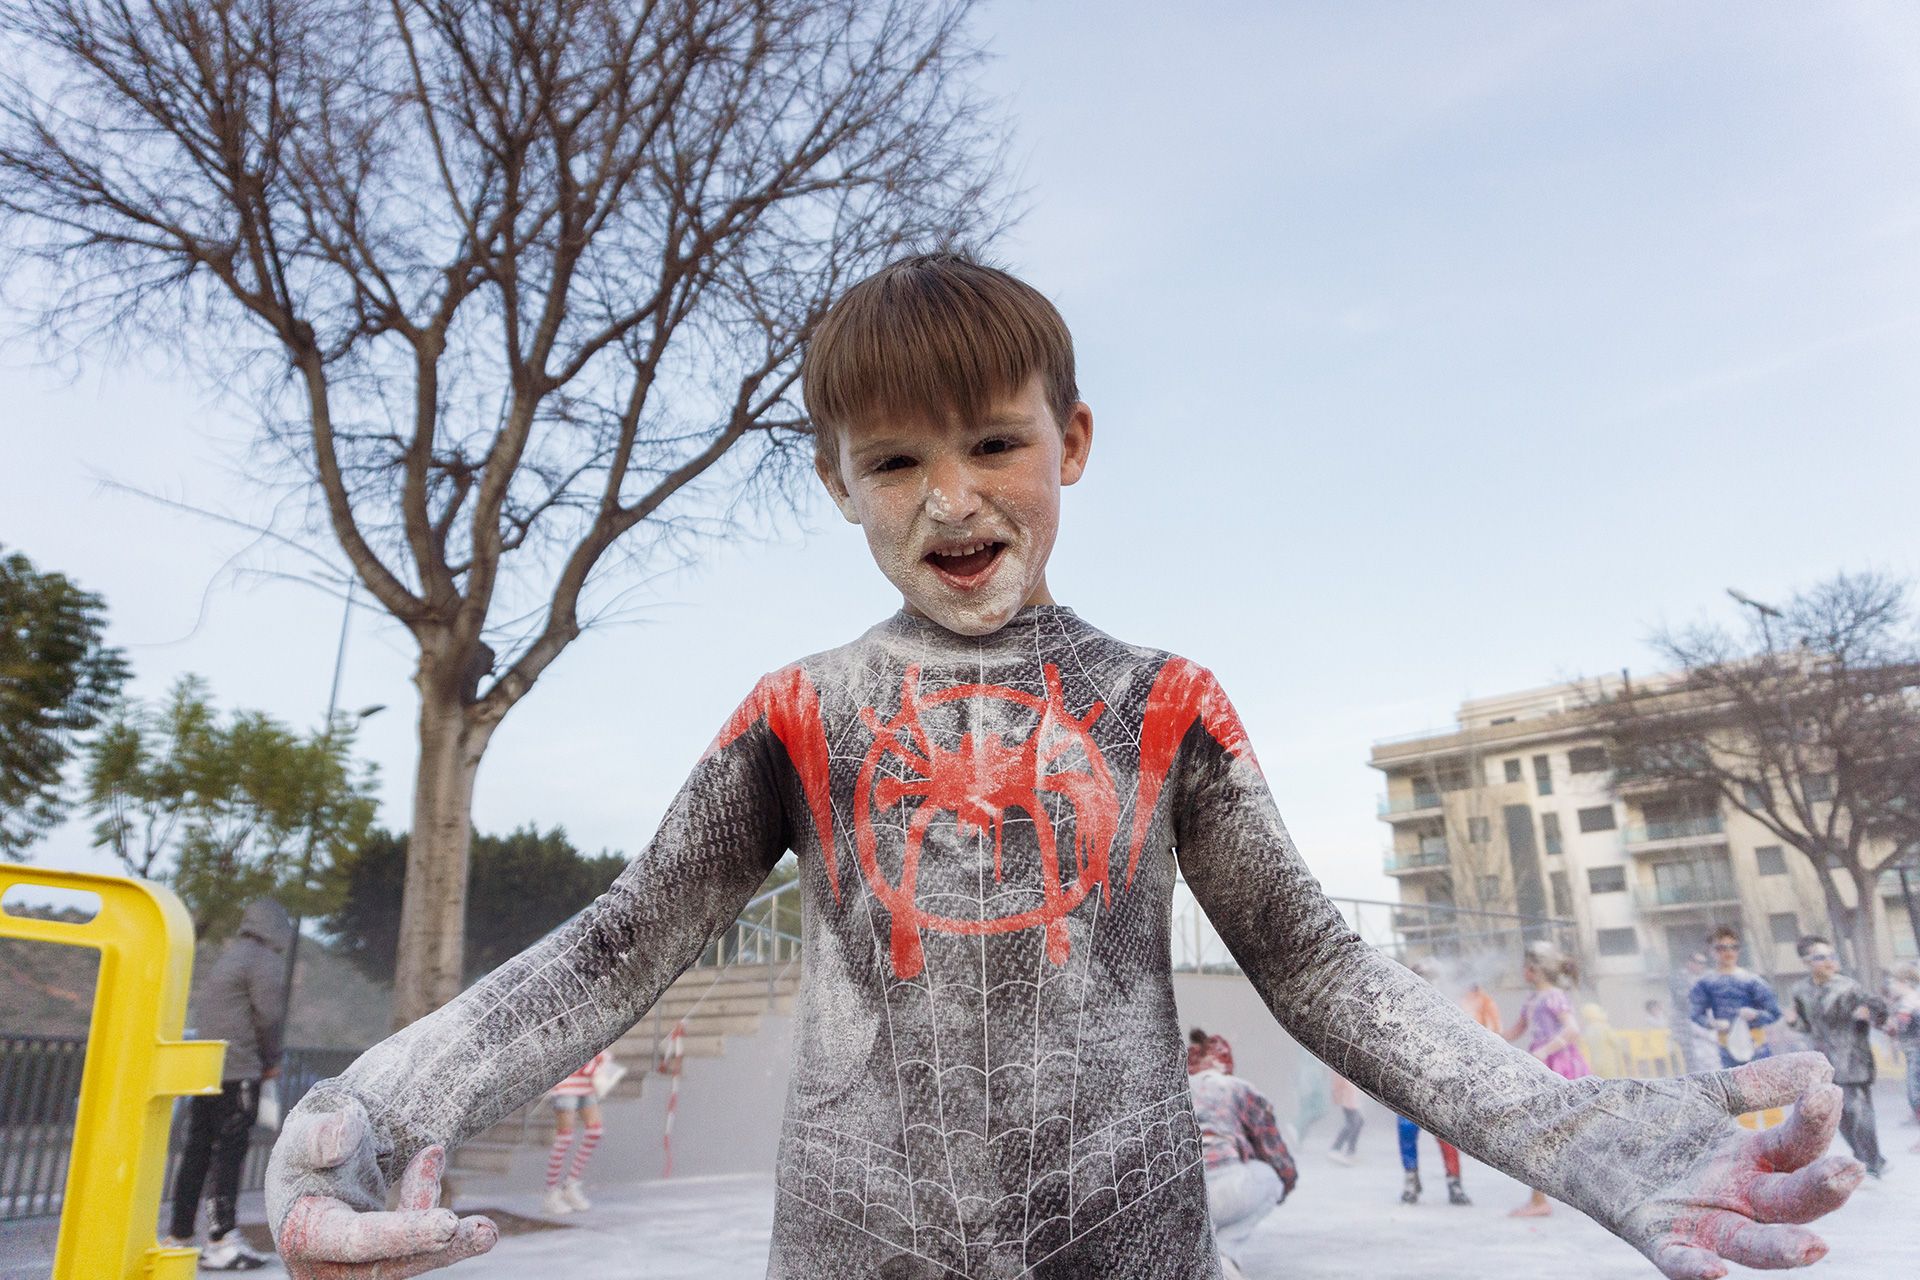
left=817, top=375, right=1093, bottom=636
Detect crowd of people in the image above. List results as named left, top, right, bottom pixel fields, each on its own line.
left=1678, top=923, right=1913, bottom=1177
left=1187, top=927, right=1920, bottom=1274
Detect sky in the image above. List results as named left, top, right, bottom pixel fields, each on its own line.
left=5, top=0, right=1920, bottom=910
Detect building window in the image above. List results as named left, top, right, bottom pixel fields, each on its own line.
left=1467, top=816, right=1491, bottom=844
left=1805, top=773, right=1834, bottom=803
left=1533, top=754, right=1552, bottom=796
left=1568, top=746, right=1610, bottom=774
left=1550, top=871, right=1572, bottom=918
left=1769, top=912, right=1800, bottom=947
left=1741, top=780, right=1770, bottom=809
left=1577, top=805, right=1617, bottom=833
left=1541, top=812, right=1563, bottom=856
left=1651, top=854, right=1736, bottom=907
left=1504, top=759, right=1523, bottom=784
left=1755, top=845, right=1788, bottom=876
left=1477, top=874, right=1502, bottom=903
left=1597, top=927, right=1639, bottom=956
left=1588, top=865, right=1627, bottom=894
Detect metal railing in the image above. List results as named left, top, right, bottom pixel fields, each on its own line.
left=1, top=1039, right=358, bottom=1221
left=1630, top=881, right=1739, bottom=913
left=1623, top=815, right=1724, bottom=845
left=1377, top=792, right=1443, bottom=817
left=1169, top=882, right=1577, bottom=975
left=692, top=878, right=803, bottom=974
left=1384, top=845, right=1450, bottom=873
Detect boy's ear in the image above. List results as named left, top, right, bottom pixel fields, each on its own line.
left=813, top=450, right=860, bottom=524
left=1059, top=402, right=1094, bottom=487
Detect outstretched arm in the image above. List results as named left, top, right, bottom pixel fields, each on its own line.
left=267, top=681, right=798, bottom=1276
left=1166, top=672, right=1860, bottom=1279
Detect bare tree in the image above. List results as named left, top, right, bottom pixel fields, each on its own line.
left=1588, top=573, right=1920, bottom=982
left=0, top=0, right=1008, bottom=1024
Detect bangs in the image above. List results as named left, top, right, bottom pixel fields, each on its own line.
left=804, top=254, right=1077, bottom=469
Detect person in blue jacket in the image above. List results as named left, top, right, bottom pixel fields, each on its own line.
left=1688, top=925, right=1783, bottom=1067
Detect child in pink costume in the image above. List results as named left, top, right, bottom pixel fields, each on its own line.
left=1507, top=941, right=1592, bottom=1217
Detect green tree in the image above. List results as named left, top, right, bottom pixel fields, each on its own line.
left=0, top=545, right=128, bottom=856
left=328, top=825, right=625, bottom=985
left=84, top=675, right=378, bottom=939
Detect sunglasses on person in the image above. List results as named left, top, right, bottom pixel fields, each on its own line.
left=1804, top=950, right=1836, bottom=963
left=1712, top=942, right=1739, bottom=952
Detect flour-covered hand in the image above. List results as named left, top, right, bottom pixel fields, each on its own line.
left=1597, top=1054, right=1861, bottom=1280
left=268, top=1098, right=496, bottom=1278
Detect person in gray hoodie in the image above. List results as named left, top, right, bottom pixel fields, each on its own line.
left=164, top=898, right=293, bottom=1270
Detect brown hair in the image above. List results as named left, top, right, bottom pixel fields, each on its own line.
left=803, top=253, right=1079, bottom=480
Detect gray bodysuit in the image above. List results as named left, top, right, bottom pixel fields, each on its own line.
left=269, top=606, right=1758, bottom=1277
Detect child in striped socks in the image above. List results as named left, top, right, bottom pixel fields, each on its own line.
left=541, top=1052, right=610, bottom=1215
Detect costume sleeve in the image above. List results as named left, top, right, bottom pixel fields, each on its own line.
left=1688, top=979, right=1713, bottom=1029
left=1232, top=1082, right=1296, bottom=1194
left=1745, top=978, right=1783, bottom=1028
left=1161, top=665, right=1745, bottom=1231
left=266, top=676, right=796, bottom=1226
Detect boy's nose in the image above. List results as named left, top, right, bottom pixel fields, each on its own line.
left=922, top=461, right=983, bottom=526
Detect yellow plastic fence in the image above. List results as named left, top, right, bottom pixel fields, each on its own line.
left=0, top=864, right=225, bottom=1279
left=1578, top=1006, right=1783, bottom=1130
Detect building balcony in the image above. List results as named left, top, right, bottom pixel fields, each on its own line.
left=1622, top=815, right=1725, bottom=852
left=1377, top=792, right=1444, bottom=821
left=1384, top=844, right=1451, bottom=876
left=1631, top=883, right=1740, bottom=915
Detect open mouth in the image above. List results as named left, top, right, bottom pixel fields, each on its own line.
left=924, top=539, right=1006, bottom=585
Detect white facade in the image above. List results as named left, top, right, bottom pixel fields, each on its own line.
left=1370, top=680, right=1918, bottom=1020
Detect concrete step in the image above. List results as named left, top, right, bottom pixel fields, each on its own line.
left=626, top=1010, right=768, bottom=1039
left=612, top=1028, right=727, bottom=1056
left=649, top=991, right=797, bottom=1019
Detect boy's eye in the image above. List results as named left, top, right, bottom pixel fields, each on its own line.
left=975, top=437, right=1016, bottom=456
left=870, top=455, right=915, bottom=474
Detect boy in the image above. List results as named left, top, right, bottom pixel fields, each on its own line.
left=1785, top=936, right=1888, bottom=1177
left=269, top=255, right=1860, bottom=1280
left=1688, top=925, right=1783, bottom=1067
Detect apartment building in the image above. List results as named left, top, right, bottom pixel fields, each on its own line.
left=1370, top=678, right=1919, bottom=1019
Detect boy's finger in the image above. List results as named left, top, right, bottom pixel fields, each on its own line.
left=1648, top=1240, right=1728, bottom=1280
left=281, top=1196, right=460, bottom=1262
left=396, top=1145, right=446, bottom=1213
left=1749, top=1085, right=1843, bottom=1173
left=1698, top=1214, right=1830, bottom=1271
left=359, top=1216, right=499, bottom=1279
left=1746, top=1155, right=1863, bottom=1224
left=1705, top=1053, right=1832, bottom=1116
left=290, top=1107, right=364, bottom=1171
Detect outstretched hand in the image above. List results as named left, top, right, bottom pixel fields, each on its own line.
left=1614, top=1053, right=1861, bottom=1280
left=273, top=1104, right=497, bottom=1279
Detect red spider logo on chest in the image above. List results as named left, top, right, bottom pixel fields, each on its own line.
left=853, top=663, right=1120, bottom=980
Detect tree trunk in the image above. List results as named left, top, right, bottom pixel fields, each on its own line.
left=391, top=677, right=492, bottom=1028
left=1845, top=867, right=1881, bottom=987
left=1809, top=853, right=1856, bottom=972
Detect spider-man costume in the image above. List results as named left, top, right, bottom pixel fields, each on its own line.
left=269, top=607, right=1817, bottom=1278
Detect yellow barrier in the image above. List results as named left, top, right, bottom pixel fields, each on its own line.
left=1578, top=1021, right=1784, bottom=1130
left=0, top=864, right=225, bottom=1280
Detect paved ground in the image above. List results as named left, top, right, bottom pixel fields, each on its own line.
left=6, top=1119, right=1916, bottom=1277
